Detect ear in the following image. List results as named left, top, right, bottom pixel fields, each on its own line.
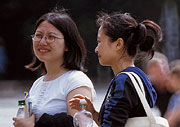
left=116, top=38, right=124, bottom=50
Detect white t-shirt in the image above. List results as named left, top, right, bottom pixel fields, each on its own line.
left=29, top=70, right=96, bottom=122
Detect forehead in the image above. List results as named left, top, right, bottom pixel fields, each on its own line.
left=98, top=26, right=106, bottom=38
left=36, top=21, right=61, bottom=34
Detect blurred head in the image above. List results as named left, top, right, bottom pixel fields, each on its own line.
left=95, top=12, right=162, bottom=66
left=168, top=66, right=180, bottom=92
left=169, top=59, right=180, bottom=70
left=146, top=52, right=170, bottom=91
left=26, top=9, right=86, bottom=74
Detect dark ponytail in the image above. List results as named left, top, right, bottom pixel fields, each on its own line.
left=139, top=20, right=162, bottom=58
left=133, top=23, right=147, bottom=46
left=127, top=23, right=147, bottom=56
left=96, top=12, right=162, bottom=58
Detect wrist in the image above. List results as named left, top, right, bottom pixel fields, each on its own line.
left=92, top=109, right=96, bottom=115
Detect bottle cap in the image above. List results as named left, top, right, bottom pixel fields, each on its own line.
left=18, top=100, right=25, bottom=106
left=79, top=99, right=86, bottom=104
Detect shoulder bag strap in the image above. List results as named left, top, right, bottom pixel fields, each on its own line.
left=121, top=72, right=157, bottom=125
left=129, top=72, right=146, bottom=97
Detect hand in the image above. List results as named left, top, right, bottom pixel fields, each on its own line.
left=69, top=94, right=96, bottom=114
left=13, top=114, right=35, bottom=127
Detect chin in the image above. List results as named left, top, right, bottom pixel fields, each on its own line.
left=99, top=61, right=108, bottom=66
left=37, top=56, right=47, bottom=62
left=98, top=60, right=103, bottom=65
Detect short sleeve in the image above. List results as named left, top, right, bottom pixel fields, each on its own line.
left=64, top=71, right=96, bottom=101
left=29, top=76, right=44, bottom=96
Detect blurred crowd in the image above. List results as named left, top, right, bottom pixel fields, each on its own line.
left=145, top=51, right=180, bottom=127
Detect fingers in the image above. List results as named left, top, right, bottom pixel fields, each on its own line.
left=29, top=114, right=35, bottom=122
left=12, top=116, right=35, bottom=127
left=84, top=96, right=91, bottom=103
left=12, top=117, right=17, bottom=121
left=69, top=98, right=80, bottom=106
left=12, top=117, right=20, bottom=122
left=69, top=103, right=81, bottom=111
left=69, top=94, right=90, bottom=103
left=69, top=102, right=81, bottom=111
left=12, top=117, right=20, bottom=127
left=73, top=94, right=86, bottom=99
left=13, top=121, right=15, bottom=127
left=29, top=114, right=35, bottom=118
left=69, top=94, right=92, bottom=111
left=69, top=97, right=83, bottom=111
left=69, top=98, right=80, bottom=104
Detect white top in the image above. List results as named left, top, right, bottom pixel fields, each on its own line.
left=29, top=70, right=96, bottom=122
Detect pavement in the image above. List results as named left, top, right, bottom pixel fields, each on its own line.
left=0, top=79, right=110, bottom=127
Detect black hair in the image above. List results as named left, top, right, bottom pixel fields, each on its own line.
left=97, top=12, right=162, bottom=58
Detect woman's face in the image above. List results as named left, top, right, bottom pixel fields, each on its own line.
left=33, top=21, right=68, bottom=64
left=95, top=27, right=117, bottom=66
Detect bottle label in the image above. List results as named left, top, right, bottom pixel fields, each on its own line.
left=16, top=107, right=25, bottom=118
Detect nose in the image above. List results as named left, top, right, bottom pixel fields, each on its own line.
left=39, top=36, right=48, bottom=45
left=95, top=46, right=98, bottom=54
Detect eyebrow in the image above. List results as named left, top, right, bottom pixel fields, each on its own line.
left=35, top=31, right=59, bottom=35
left=49, top=32, right=59, bottom=35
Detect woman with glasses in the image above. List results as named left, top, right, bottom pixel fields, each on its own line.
left=13, top=8, right=96, bottom=127
left=69, top=11, right=162, bottom=127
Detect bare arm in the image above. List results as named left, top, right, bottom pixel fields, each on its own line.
left=66, top=86, right=92, bottom=117
left=92, top=110, right=101, bottom=126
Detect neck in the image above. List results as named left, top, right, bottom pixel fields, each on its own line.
left=111, top=57, right=135, bottom=75
left=44, top=62, right=68, bottom=81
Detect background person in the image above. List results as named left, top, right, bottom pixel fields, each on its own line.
left=12, top=8, right=96, bottom=127
left=164, top=64, right=180, bottom=127
left=169, top=59, right=180, bottom=70
left=145, top=51, right=172, bottom=116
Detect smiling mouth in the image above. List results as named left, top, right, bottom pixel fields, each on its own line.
left=39, top=49, right=49, bottom=52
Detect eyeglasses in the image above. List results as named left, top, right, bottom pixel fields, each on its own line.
left=31, top=34, right=64, bottom=43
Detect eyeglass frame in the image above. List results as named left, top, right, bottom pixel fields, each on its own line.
left=31, top=34, right=64, bottom=43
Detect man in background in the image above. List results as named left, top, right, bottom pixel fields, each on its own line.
left=146, top=51, right=172, bottom=116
